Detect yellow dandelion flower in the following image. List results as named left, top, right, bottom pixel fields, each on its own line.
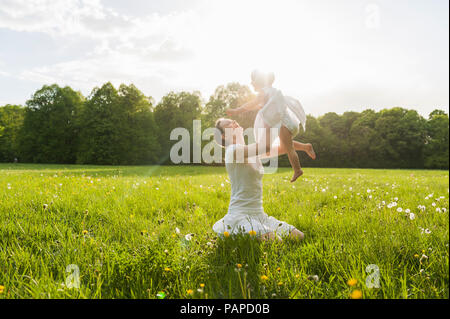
left=276, top=267, right=281, bottom=272
left=164, top=267, right=171, bottom=272
left=82, top=230, right=88, bottom=235
left=414, top=254, right=419, bottom=258
left=0, top=285, right=4, bottom=294
left=186, top=289, right=194, bottom=295
left=249, top=230, right=256, bottom=236
left=237, top=264, right=242, bottom=269
left=350, top=289, right=362, bottom=299
left=347, top=278, right=357, bottom=287
left=260, top=275, right=269, bottom=281
left=295, top=274, right=300, bottom=279
left=223, top=231, right=230, bottom=238
left=200, top=283, right=205, bottom=288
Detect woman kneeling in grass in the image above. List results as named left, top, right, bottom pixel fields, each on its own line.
left=213, top=118, right=304, bottom=241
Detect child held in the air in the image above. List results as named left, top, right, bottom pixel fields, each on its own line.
left=226, top=70, right=315, bottom=182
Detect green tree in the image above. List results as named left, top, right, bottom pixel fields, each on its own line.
left=372, top=108, right=427, bottom=168
left=424, top=110, right=449, bottom=169
left=318, top=112, right=351, bottom=166
left=77, top=82, right=122, bottom=165
left=18, top=84, right=83, bottom=163
left=154, top=91, right=202, bottom=164
left=0, top=104, right=25, bottom=162
left=203, top=83, right=256, bottom=129
left=116, top=84, right=160, bottom=164
left=348, top=109, right=379, bottom=167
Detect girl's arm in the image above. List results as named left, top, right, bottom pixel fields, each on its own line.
left=226, top=94, right=265, bottom=116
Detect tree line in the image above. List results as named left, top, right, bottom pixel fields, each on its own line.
left=0, top=82, right=448, bottom=169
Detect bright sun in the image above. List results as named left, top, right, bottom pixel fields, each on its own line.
left=188, top=0, right=317, bottom=96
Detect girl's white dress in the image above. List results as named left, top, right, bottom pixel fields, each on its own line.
left=212, top=144, right=296, bottom=236
left=254, top=87, right=307, bottom=146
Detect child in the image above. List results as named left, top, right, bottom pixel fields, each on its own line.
left=226, top=70, right=315, bottom=182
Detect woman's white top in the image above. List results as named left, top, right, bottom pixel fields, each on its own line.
left=256, top=87, right=307, bottom=141
left=212, top=144, right=295, bottom=236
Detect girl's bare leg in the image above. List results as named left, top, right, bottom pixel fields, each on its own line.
left=292, top=141, right=316, bottom=160
left=280, top=125, right=303, bottom=182
left=263, top=141, right=315, bottom=159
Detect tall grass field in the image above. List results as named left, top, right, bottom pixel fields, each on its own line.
left=0, top=164, right=448, bottom=299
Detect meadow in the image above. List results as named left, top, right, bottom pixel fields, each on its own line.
left=0, top=164, right=448, bottom=299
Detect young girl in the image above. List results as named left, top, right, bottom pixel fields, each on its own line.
left=226, top=70, right=315, bottom=182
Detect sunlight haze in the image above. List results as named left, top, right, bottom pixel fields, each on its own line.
left=0, top=0, right=448, bottom=117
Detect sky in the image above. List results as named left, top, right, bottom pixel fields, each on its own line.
left=0, top=0, right=448, bottom=117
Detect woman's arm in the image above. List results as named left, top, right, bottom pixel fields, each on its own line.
left=230, top=141, right=272, bottom=163
left=226, top=94, right=264, bottom=116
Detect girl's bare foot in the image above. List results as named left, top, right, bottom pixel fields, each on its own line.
left=291, top=169, right=303, bottom=182
left=259, top=232, right=282, bottom=242
left=289, top=229, right=305, bottom=241
left=306, top=143, right=316, bottom=160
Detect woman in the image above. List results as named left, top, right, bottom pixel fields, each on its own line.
left=213, top=118, right=305, bottom=241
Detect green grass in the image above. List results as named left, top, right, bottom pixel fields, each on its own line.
left=0, top=164, right=448, bottom=299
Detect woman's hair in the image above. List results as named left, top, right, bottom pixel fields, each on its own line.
left=214, top=118, right=226, bottom=147
left=251, top=70, right=275, bottom=87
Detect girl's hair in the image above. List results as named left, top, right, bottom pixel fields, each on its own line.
left=251, top=70, right=275, bottom=87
